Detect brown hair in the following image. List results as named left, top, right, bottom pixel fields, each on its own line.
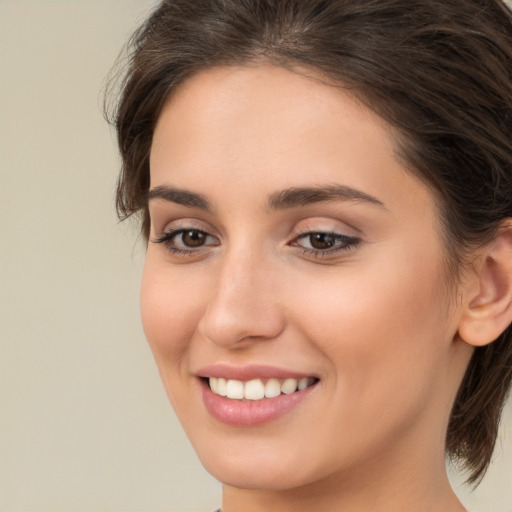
left=105, top=0, right=512, bottom=484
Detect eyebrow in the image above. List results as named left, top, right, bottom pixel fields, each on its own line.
left=146, top=184, right=385, bottom=212
left=147, top=185, right=211, bottom=211
left=267, top=185, right=385, bottom=210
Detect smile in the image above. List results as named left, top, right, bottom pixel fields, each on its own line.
left=208, top=377, right=317, bottom=400
left=201, top=373, right=320, bottom=426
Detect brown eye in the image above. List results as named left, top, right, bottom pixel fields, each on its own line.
left=291, top=231, right=360, bottom=257
left=153, top=227, right=219, bottom=255
left=181, top=229, right=208, bottom=247
left=309, top=233, right=336, bottom=250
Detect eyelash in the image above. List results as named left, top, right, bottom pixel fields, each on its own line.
left=153, top=228, right=218, bottom=255
left=153, top=228, right=360, bottom=259
left=291, top=230, right=360, bottom=258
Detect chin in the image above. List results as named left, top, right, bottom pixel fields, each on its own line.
left=193, top=435, right=333, bottom=492
left=203, top=458, right=307, bottom=491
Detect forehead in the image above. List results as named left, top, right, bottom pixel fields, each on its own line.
left=150, top=64, right=434, bottom=217
left=152, top=64, right=386, bottom=151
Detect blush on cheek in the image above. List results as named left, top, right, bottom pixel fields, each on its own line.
left=140, top=270, right=190, bottom=358
left=139, top=273, right=197, bottom=416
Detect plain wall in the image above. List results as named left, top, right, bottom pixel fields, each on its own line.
left=0, top=1, right=510, bottom=511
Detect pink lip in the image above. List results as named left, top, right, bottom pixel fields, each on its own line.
left=196, top=364, right=319, bottom=426
left=196, top=363, right=316, bottom=381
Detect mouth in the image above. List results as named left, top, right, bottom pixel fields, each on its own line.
left=199, top=372, right=320, bottom=426
left=196, top=364, right=320, bottom=425
left=206, top=376, right=318, bottom=401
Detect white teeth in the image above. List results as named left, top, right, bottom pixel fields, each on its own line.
left=264, top=378, right=282, bottom=398
left=281, top=378, right=298, bottom=395
left=298, top=377, right=309, bottom=391
left=209, top=377, right=219, bottom=394
left=208, top=376, right=315, bottom=400
left=217, top=378, right=227, bottom=397
left=226, top=379, right=244, bottom=399
left=244, top=379, right=265, bottom=400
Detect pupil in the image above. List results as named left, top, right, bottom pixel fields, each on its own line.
left=310, top=233, right=335, bottom=249
left=183, top=230, right=205, bottom=247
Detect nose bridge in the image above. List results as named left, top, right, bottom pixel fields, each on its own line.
left=199, top=242, right=284, bottom=347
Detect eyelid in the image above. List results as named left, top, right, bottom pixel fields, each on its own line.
left=289, top=221, right=361, bottom=259
left=151, top=219, right=220, bottom=257
left=293, top=217, right=360, bottom=237
left=153, top=227, right=218, bottom=244
left=151, top=216, right=214, bottom=237
left=294, top=229, right=356, bottom=242
left=150, top=217, right=362, bottom=260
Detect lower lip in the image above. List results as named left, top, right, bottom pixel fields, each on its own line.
left=200, top=380, right=317, bottom=426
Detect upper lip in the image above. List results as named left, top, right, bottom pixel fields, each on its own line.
left=196, top=363, right=318, bottom=381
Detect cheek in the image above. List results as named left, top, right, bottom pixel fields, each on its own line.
left=290, top=244, right=452, bottom=414
left=140, top=260, right=205, bottom=375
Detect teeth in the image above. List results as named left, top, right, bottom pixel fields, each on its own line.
left=217, top=378, right=227, bottom=397
left=298, top=377, right=309, bottom=391
left=244, top=379, right=265, bottom=400
left=281, top=378, right=298, bottom=395
left=210, top=377, right=219, bottom=394
left=208, top=376, right=316, bottom=400
left=226, top=379, right=244, bottom=399
left=264, top=378, right=281, bottom=398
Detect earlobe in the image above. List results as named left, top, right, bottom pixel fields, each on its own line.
left=458, top=221, right=512, bottom=347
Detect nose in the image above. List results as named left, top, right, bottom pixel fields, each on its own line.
left=197, top=248, right=285, bottom=348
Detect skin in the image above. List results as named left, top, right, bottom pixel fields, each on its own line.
left=142, top=64, right=475, bottom=512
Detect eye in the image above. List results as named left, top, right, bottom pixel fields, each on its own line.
left=303, top=233, right=339, bottom=250
left=153, top=228, right=219, bottom=255
left=177, top=229, right=210, bottom=247
left=291, top=231, right=360, bottom=257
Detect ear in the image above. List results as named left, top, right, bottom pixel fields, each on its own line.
left=458, top=221, right=512, bottom=347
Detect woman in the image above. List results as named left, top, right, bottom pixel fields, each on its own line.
left=106, top=1, right=512, bottom=510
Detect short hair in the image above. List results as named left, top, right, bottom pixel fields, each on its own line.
left=105, top=0, right=512, bottom=484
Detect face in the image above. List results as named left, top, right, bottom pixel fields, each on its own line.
left=143, top=64, right=470, bottom=492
